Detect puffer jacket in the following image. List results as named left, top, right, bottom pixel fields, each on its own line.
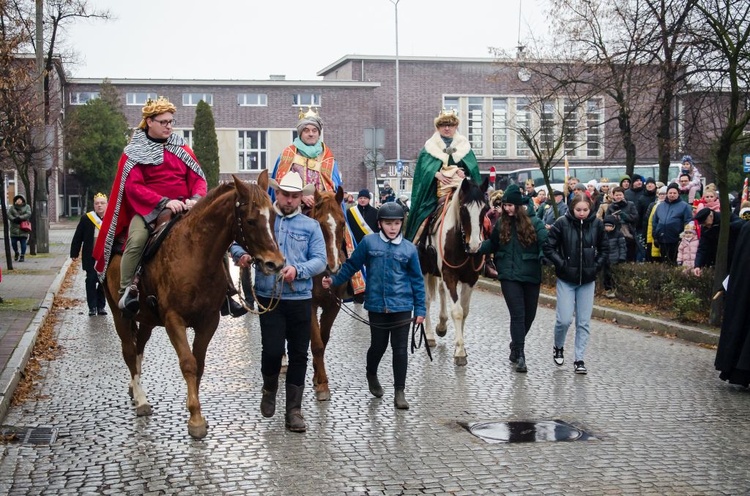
left=8, top=197, right=32, bottom=238
left=479, top=214, right=548, bottom=284
left=652, top=197, right=693, bottom=246
left=677, top=231, right=699, bottom=268
left=543, top=210, right=608, bottom=285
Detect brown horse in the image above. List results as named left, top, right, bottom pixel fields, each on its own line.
left=104, top=171, right=284, bottom=439
left=309, top=186, right=347, bottom=401
left=421, top=177, right=489, bottom=365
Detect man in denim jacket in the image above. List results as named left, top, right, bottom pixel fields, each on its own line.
left=230, top=172, right=326, bottom=433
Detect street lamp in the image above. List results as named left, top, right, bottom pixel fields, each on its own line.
left=388, top=0, right=402, bottom=196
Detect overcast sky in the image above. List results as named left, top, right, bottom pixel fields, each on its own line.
left=62, top=0, right=548, bottom=80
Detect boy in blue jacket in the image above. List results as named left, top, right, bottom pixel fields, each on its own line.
left=323, top=203, right=425, bottom=410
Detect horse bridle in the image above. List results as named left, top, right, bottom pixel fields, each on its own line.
left=436, top=193, right=486, bottom=272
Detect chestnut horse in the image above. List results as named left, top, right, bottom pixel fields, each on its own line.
left=104, top=171, right=284, bottom=439
left=309, top=186, right=348, bottom=401
left=421, top=177, right=489, bottom=365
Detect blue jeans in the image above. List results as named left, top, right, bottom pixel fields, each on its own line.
left=11, top=236, right=27, bottom=256
left=553, top=279, right=595, bottom=362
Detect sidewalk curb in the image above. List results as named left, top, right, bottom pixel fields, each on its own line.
left=475, top=278, right=719, bottom=346
left=0, top=258, right=73, bottom=422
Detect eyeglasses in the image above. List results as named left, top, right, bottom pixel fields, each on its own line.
left=151, top=118, right=176, bottom=127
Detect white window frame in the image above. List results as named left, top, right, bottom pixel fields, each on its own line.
left=237, top=130, right=268, bottom=171
left=292, top=93, right=321, bottom=107
left=70, top=92, right=99, bottom=105
left=491, top=98, right=508, bottom=157
left=181, top=129, right=193, bottom=148
left=182, top=93, right=213, bottom=106
left=126, top=92, right=157, bottom=106
left=238, top=93, right=268, bottom=106
left=586, top=98, right=604, bottom=158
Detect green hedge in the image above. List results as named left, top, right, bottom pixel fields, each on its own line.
left=542, top=263, right=717, bottom=323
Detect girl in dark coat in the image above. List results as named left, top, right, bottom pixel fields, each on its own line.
left=715, top=221, right=750, bottom=387
left=543, top=194, right=608, bottom=374
left=479, top=184, right=548, bottom=373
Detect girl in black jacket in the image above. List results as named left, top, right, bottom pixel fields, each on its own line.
left=543, top=195, right=608, bottom=374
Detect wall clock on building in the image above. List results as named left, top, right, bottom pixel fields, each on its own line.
left=517, top=68, right=531, bottom=82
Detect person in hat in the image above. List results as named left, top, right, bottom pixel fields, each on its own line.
left=322, top=202, right=425, bottom=410
left=692, top=207, right=744, bottom=276
left=380, top=180, right=396, bottom=204
left=8, top=194, right=32, bottom=262
left=536, top=189, right=568, bottom=229
left=93, top=96, right=207, bottom=316
left=624, top=174, right=644, bottom=204
left=270, top=107, right=342, bottom=209
left=651, top=182, right=693, bottom=263
left=677, top=222, right=699, bottom=271
left=601, top=215, right=626, bottom=298
left=404, top=109, right=482, bottom=242
left=478, top=184, right=548, bottom=373
left=230, top=171, right=326, bottom=433
left=346, top=189, right=379, bottom=245
left=71, top=192, right=109, bottom=316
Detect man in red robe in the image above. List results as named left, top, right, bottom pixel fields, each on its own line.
left=93, top=96, right=207, bottom=315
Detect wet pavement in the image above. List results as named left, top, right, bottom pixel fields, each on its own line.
left=1, top=262, right=749, bottom=495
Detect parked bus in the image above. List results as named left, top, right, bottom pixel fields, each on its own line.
left=500, top=163, right=683, bottom=192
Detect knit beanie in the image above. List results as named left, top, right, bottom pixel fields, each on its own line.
left=667, top=182, right=680, bottom=194
left=501, top=184, right=526, bottom=206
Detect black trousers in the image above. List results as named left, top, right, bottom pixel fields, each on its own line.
left=257, top=297, right=311, bottom=386
left=367, top=311, right=411, bottom=390
left=84, top=266, right=106, bottom=310
left=500, top=280, right=540, bottom=348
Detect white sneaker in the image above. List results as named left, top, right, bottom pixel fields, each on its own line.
left=553, top=347, right=564, bottom=366
left=574, top=361, right=587, bottom=374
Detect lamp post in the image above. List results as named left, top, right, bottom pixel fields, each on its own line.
left=389, top=0, right=401, bottom=196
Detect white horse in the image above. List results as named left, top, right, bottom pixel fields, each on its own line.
left=421, top=177, right=489, bottom=365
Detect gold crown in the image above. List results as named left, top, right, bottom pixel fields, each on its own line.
left=437, top=108, right=458, bottom=119
left=298, top=106, right=320, bottom=120
left=434, top=108, right=459, bottom=127
left=93, top=192, right=107, bottom=200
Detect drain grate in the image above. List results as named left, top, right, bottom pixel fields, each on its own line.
left=461, top=419, right=596, bottom=443
left=0, top=426, right=58, bottom=445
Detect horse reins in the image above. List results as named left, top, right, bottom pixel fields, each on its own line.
left=436, top=191, right=486, bottom=273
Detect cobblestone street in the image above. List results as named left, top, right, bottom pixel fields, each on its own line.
left=1, top=265, right=748, bottom=495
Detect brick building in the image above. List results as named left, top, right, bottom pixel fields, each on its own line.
left=59, top=54, right=666, bottom=215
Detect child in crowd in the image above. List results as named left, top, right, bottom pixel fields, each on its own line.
left=677, top=223, right=699, bottom=271
left=322, top=203, right=425, bottom=410
left=602, top=215, right=626, bottom=299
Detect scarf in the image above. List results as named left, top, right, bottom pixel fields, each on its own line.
left=293, top=137, right=323, bottom=159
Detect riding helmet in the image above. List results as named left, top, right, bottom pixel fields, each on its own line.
left=377, top=202, right=405, bottom=220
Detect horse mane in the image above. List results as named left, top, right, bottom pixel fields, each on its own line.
left=189, top=181, right=235, bottom=217
left=461, top=178, right=487, bottom=205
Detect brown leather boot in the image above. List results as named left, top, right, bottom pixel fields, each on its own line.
left=260, top=374, right=279, bottom=418
left=285, top=383, right=306, bottom=432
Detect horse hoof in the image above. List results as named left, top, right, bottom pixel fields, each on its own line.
left=316, top=390, right=331, bottom=402
left=454, top=356, right=468, bottom=366
left=128, top=387, right=134, bottom=399
left=427, top=339, right=437, bottom=348
left=136, top=403, right=152, bottom=416
left=188, top=423, right=208, bottom=440
left=436, top=327, right=447, bottom=337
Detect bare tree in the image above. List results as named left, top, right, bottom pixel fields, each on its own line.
left=687, top=0, right=750, bottom=324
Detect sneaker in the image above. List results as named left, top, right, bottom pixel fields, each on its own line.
left=14, top=253, right=19, bottom=261
left=97, top=307, right=108, bottom=316
left=88, top=308, right=97, bottom=316
left=574, top=361, right=587, bottom=374
left=18, top=255, right=24, bottom=262
left=553, top=347, right=564, bottom=366
left=605, top=290, right=616, bottom=299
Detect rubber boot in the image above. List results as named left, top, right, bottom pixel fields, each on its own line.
left=367, top=373, right=384, bottom=398
left=394, top=389, right=409, bottom=410
left=285, top=383, right=306, bottom=432
left=260, top=374, right=279, bottom=418
left=515, top=346, right=527, bottom=373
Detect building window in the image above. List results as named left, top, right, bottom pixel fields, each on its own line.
left=238, top=130, right=267, bottom=171
left=292, top=93, right=321, bottom=107
left=238, top=93, right=267, bottom=106
left=181, top=129, right=193, bottom=147
left=126, top=92, right=157, bottom=106
left=70, top=92, right=99, bottom=105
left=491, top=98, right=508, bottom=157
left=515, top=98, right=531, bottom=157
left=586, top=99, right=603, bottom=157
left=540, top=100, right=556, bottom=151
left=467, top=97, right=484, bottom=155
left=563, top=99, right=580, bottom=155
left=183, top=93, right=213, bottom=106
left=443, top=96, right=459, bottom=113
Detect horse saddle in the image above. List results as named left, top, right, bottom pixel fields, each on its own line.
left=142, top=210, right=182, bottom=261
